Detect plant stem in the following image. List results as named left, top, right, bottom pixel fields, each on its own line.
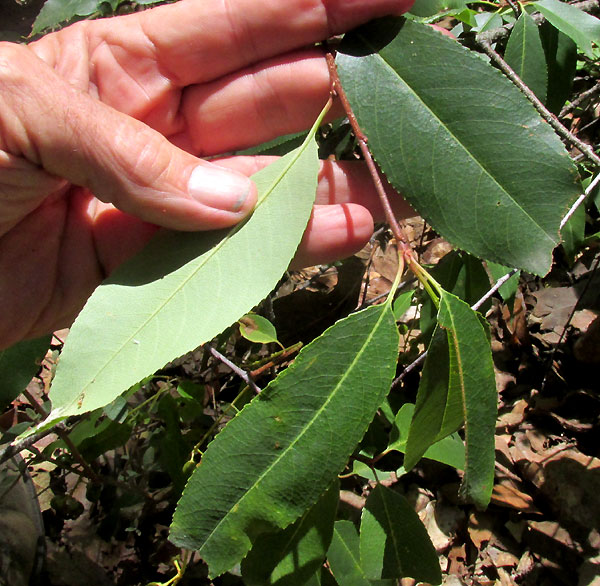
left=249, top=342, right=303, bottom=378
left=208, top=346, right=262, bottom=394
left=325, top=49, right=411, bottom=251
left=560, top=81, right=600, bottom=118
left=22, top=389, right=100, bottom=482
left=0, top=425, right=59, bottom=466
left=560, top=172, right=600, bottom=229
left=477, top=40, right=600, bottom=170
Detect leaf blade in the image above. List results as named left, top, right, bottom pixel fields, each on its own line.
left=337, top=18, right=581, bottom=275
left=327, top=521, right=372, bottom=586
left=388, top=404, right=465, bottom=470
left=241, top=480, right=339, bottom=586
left=438, top=292, right=497, bottom=509
left=360, top=484, right=441, bottom=584
left=533, top=0, right=600, bottom=58
left=169, top=303, right=399, bottom=577
left=33, top=0, right=100, bottom=34
left=47, top=133, right=320, bottom=422
left=505, top=11, right=548, bottom=102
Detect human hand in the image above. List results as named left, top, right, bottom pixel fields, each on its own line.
left=0, top=0, right=414, bottom=349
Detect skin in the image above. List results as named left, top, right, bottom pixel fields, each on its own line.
left=0, top=0, right=414, bottom=349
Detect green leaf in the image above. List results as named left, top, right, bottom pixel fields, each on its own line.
left=392, top=291, right=414, bottom=321
left=327, top=521, right=372, bottom=586
left=533, top=0, right=600, bottom=59
left=337, top=18, right=581, bottom=275
left=0, top=336, right=51, bottom=410
left=236, top=131, right=309, bottom=156
left=438, top=292, right=497, bottom=508
left=406, top=292, right=496, bottom=508
left=505, top=11, right=548, bottom=101
left=388, top=404, right=465, bottom=470
left=45, top=122, right=322, bottom=426
left=561, top=203, right=586, bottom=264
left=472, top=11, right=503, bottom=33
left=32, top=0, right=100, bottom=34
left=420, top=251, right=491, bottom=345
left=360, top=484, right=441, bottom=584
left=540, top=21, right=577, bottom=114
left=169, top=303, right=399, bottom=577
left=487, top=262, right=521, bottom=301
left=408, top=0, right=467, bottom=18
left=404, top=327, right=455, bottom=471
left=241, top=480, right=339, bottom=586
left=239, top=314, right=280, bottom=345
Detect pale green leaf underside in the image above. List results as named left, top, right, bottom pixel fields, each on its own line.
left=170, top=304, right=399, bottom=577
left=47, top=135, right=320, bottom=423
left=337, top=18, right=581, bottom=275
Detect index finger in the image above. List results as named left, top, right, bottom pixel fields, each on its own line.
left=96, top=0, right=413, bottom=86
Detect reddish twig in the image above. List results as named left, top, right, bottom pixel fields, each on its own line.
left=325, top=49, right=415, bottom=265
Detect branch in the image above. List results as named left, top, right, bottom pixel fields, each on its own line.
left=22, top=389, right=100, bottom=482
left=208, top=346, right=262, bottom=394
left=325, top=48, right=412, bottom=252
left=560, top=81, right=600, bottom=118
left=560, top=173, right=600, bottom=229
left=477, top=40, right=600, bottom=170
left=0, top=425, right=61, bottom=466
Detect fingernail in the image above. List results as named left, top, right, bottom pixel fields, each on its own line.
left=188, top=165, right=252, bottom=213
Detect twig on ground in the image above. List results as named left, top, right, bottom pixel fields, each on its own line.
left=208, top=346, right=262, bottom=394
left=541, top=254, right=600, bottom=391
left=560, top=81, right=600, bottom=118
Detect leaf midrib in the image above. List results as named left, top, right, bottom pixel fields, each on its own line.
left=55, top=137, right=316, bottom=414
left=357, top=30, right=557, bottom=245
left=200, top=305, right=391, bottom=556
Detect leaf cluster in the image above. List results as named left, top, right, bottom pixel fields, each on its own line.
left=2, top=0, right=600, bottom=583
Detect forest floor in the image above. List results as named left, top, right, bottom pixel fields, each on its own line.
left=2, top=1, right=600, bottom=585
left=8, top=220, right=600, bottom=586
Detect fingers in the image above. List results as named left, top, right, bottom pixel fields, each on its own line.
left=91, top=158, right=414, bottom=275
left=128, top=0, right=415, bottom=86
left=0, top=150, right=67, bottom=236
left=0, top=42, right=257, bottom=231
left=215, top=157, right=415, bottom=222
left=291, top=203, right=374, bottom=269
left=175, top=50, right=336, bottom=156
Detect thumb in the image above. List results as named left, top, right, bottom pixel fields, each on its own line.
left=0, top=43, right=256, bottom=231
